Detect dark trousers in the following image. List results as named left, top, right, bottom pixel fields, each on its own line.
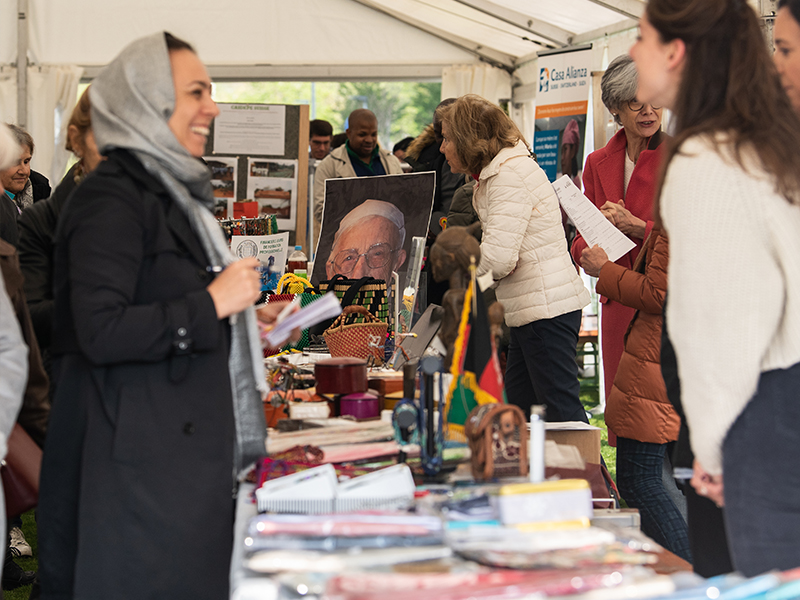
left=616, top=437, right=692, bottom=563
left=684, top=482, right=733, bottom=578
left=38, top=357, right=86, bottom=600
left=723, top=361, right=800, bottom=577
left=504, top=310, right=587, bottom=423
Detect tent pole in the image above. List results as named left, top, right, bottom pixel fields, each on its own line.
left=16, top=0, right=29, bottom=128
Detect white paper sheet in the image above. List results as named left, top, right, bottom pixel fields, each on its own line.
left=552, top=175, right=636, bottom=263
left=213, top=104, right=286, bottom=156
left=264, top=292, right=342, bottom=347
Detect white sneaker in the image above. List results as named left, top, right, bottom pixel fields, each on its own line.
left=8, top=526, right=32, bottom=557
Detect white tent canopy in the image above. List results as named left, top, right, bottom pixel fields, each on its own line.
left=1, top=0, right=653, bottom=182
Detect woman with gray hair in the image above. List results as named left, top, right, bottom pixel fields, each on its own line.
left=570, top=54, right=666, bottom=419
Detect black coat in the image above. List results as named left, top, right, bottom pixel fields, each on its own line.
left=0, top=170, right=51, bottom=247
left=18, top=163, right=80, bottom=351
left=39, top=150, right=237, bottom=599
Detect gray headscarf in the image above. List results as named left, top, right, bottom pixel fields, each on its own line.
left=90, top=32, right=267, bottom=476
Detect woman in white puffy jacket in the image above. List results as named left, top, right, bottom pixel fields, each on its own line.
left=439, top=95, right=590, bottom=422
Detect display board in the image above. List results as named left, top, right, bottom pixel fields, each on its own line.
left=204, top=103, right=310, bottom=253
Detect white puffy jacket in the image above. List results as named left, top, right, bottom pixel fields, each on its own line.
left=474, top=140, right=589, bottom=327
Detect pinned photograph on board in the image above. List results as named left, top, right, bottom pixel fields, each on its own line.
left=311, top=172, right=435, bottom=286
left=205, top=156, right=238, bottom=218
left=247, top=158, right=298, bottom=230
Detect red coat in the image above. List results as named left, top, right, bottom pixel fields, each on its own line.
left=571, top=128, right=666, bottom=398
left=598, top=231, right=679, bottom=443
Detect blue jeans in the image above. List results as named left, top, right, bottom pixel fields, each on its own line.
left=616, top=437, right=692, bottom=562
left=504, top=310, right=587, bottom=423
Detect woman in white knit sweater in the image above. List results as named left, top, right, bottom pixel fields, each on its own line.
left=439, top=95, right=590, bottom=422
left=632, top=0, right=800, bottom=577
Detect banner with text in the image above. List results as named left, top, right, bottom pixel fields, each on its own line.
left=533, top=47, right=592, bottom=184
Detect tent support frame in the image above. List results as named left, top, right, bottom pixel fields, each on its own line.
left=16, top=0, right=28, bottom=128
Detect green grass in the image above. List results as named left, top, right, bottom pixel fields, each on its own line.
left=580, top=387, right=616, bottom=483
left=5, top=510, right=37, bottom=600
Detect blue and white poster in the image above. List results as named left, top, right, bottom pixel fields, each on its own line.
left=534, top=46, right=592, bottom=184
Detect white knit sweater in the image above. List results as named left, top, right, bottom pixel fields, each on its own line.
left=662, top=134, right=800, bottom=475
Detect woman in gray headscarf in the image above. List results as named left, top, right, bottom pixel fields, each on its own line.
left=38, top=32, right=284, bottom=599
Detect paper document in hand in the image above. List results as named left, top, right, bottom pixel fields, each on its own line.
left=552, top=175, right=636, bottom=263
left=265, top=292, right=342, bottom=346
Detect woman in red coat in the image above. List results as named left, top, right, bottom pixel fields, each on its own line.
left=570, top=55, right=666, bottom=409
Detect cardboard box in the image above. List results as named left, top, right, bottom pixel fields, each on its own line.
left=544, top=421, right=602, bottom=465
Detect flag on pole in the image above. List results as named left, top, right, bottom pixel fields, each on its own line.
left=444, top=264, right=505, bottom=440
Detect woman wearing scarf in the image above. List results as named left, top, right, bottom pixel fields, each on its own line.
left=38, top=32, right=280, bottom=599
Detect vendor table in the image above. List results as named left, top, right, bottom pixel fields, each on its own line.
left=229, top=482, right=691, bottom=600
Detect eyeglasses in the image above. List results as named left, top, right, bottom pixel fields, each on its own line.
left=627, top=100, right=662, bottom=112
left=330, top=243, right=397, bottom=274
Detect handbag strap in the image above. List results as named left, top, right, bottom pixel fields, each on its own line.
left=328, top=305, right=380, bottom=331
left=340, top=276, right=381, bottom=307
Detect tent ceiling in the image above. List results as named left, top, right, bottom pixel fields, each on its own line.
left=1, top=0, right=645, bottom=79
left=355, top=0, right=644, bottom=68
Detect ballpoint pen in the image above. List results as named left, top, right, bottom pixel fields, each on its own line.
left=206, top=264, right=268, bottom=273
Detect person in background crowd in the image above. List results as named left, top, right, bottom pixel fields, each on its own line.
left=570, top=55, right=666, bottom=434
left=329, top=132, right=347, bottom=150
left=406, top=99, right=465, bottom=306
left=13, top=92, right=102, bottom=593
left=632, top=0, right=800, bottom=576
left=0, top=125, right=51, bottom=247
left=582, top=230, right=690, bottom=562
left=0, top=273, right=28, bottom=591
left=19, top=87, right=103, bottom=360
left=1, top=200, right=44, bottom=590
left=774, top=0, right=800, bottom=114
left=391, top=136, right=414, bottom=163
left=405, top=99, right=463, bottom=219
left=313, top=109, right=402, bottom=229
left=0, top=123, right=34, bottom=593
left=0, top=225, right=47, bottom=593
left=308, top=119, right=333, bottom=160
left=37, top=31, right=296, bottom=599
left=440, top=94, right=590, bottom=423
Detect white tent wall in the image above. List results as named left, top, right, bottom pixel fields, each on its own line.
left=0, top=65, right=82, bottom=185
left=1, top=0, right=696, bottom=185
left=28, top=0, right=479, bottom=76
left=0, top=0, right=15, bottom=64
left=442, top=64, right=512, bottom=105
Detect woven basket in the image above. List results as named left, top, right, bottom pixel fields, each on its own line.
left=324, top=306, right=388, bottom=365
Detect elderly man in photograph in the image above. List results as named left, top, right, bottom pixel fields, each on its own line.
left=313, top=109, right=403, bottom=230
left=325, top=199, right=407, bottom=282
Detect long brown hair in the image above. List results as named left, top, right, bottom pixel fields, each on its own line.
left=440, top=94, right=526, bottom=175
left=65, top=87, right=91, bottom=153
left=649, top=0, right=800, bottom=204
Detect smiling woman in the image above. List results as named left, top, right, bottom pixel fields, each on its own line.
left=167, top=47, right=219, bottom=157
left=36, top=31, right=283, bottom=600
